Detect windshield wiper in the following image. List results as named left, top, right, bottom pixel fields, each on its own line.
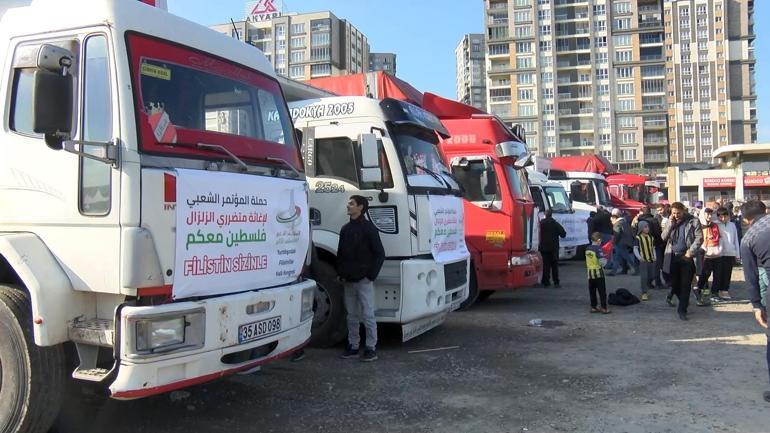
left=197, top=142, right=249, bottom=172
left=157, top=141, right=300, bottom=178
left=413, top=163, right=453, bottom=193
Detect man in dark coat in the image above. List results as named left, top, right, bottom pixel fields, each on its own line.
left=662, top=202, right=703, bottom=321
left=539, top=209, right=566, bottom=288
left=337, top=195, right=385, bottom=362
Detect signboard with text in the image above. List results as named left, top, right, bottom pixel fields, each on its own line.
left=245, top=0, right=282, bottom=22
left=173, top=169, right=308, bottom=299
left=703, top=177, right=736, bottom=189
left=744, top=175, right=770, bottom=187
left=428, top=195, right=469, bottom=264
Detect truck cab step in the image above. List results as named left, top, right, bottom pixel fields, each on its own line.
left=68, top=318, right=114, bottom=347
left=72, top=367, right=111, bottom=382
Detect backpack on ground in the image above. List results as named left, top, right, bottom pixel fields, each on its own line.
left=608, top=288, right=640, bottom=306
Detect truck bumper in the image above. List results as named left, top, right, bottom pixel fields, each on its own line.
left=559, top=246, right=577, bottom=260
left=109, top=279, right=315, bottom=399
left=373, top=257, right=469, bottom=330
left=476, top=251, right=541, bottom=291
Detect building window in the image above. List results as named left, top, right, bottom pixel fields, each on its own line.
left=615, top=50, right=632, bottom=63
left=595, top=36, right=607, bottom=48
left=289, top=65, right=304, bottom=79
left=613, top=18, right=631, bottom=30
left=620, top=132, right=636, bottom=144
left=542, top=88, right=553, bottom=99
left=596, top=68, right=608, bottom=80
left=538, top=10, right=550, bottom=20
left=539, top=25, right=551, bottom=36
left=600, top=100, right=610, bottom=112
left=310, top=63, right=331, bottom=77
left=489, top=43, right=510, bottom=55
left=290, top=50, right=305, bottom=62
left=517, top=73, right=534, bottom=84
left=518, top=104, right=535, bottom=117
left=516, top=42, right=533, bottom=53
left=613, top=34, right=631, bottom=47
left=543, top=120, right=555, bottom=131
left=290, top=23, right=305, bottom=34
left=516, top=56, right=533, bottom=68
left=539, top=41, right=552, bottom=52
left=597, top=84, right=609, bottom=95
left=513, top=11, right=531, bottom=23
left=275, top=24, right=286, bottom=39
left=596, top=52, right=608, bottom=64
left=290, top=36, right=304, bottom=49
left=517, top=88, right=533, bottom=100
left=616, top=67, right=633, bottom=78
left=600, top=134, right=611, bottom=145
left=617, top=83, right=633, bottom=95
left=541, top=72, right=553, bottom=83
left=311, top=32, right=330, bottom=46
left=593, top=5, right=606, bottom=15
left=310, top=47, right=331, bottom=60
left=620, top=149, right=637, bottom=161
left=594, top=20, right=606, bottom=32
left=515, top=26, right=532, bottom=38
left=543, top=103, right=554, bottom=114
left=617, top=99, right=634, bottom=111
left=618, top=116, right=634, bottom=128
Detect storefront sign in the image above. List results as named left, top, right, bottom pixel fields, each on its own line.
left=702, top=177, right=736, bottom=189
left=744, top=175, right=770, bottom=187
left=173, top=169, right=309, bottom=299
left=428, top=195, right=469, bottom=264
left=245, top=0, right=282, bottom=22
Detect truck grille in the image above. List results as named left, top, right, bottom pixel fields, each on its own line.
left=367, top=206, right=398, bottom=234
left=443, top=260, right=467, bottom=290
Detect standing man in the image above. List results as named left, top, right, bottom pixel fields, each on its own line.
left=539, top=209, right=566, bottom=288
left=608, top=209, right=637, bottom=276
left=337, top=195, right=385, bottom=362
left=737, top=200, right=770, bottom=402
left=662, top=202, right=703, bottom=321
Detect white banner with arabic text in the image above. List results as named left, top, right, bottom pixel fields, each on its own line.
left=550, top=210, right=590, bottom=248
left=173, top=169, right=309, bottom=299
left=428, top=195, right=469, bottom=264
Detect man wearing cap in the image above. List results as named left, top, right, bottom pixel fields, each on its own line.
left=608, top=209, right=637, bottom=276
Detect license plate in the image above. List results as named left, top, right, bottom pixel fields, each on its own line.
left=401, top=311, right=448, bottom=342
left=238, top=316, right=281, bottom=344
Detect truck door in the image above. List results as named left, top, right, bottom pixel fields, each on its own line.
left=2, top=33, right=121, bottom=295
left=304, top=124, right=396, bottom=251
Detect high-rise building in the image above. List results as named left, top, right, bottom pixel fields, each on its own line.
left=455, top=33, right=487, bottom=110
left=483, top=0, right=756, bottom=169
left=369, top=52, right=397, bottom=75
left=212, top=7, right=369, bottom=82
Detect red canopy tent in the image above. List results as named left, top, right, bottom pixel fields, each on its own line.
left=548, top=155, right=618, bottom=175
left=307, top=71, right=424, bottom=106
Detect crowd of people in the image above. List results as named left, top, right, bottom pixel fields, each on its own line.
left=579, top=199, right=770, bottom=403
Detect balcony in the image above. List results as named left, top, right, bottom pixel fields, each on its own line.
left=488, top=16, right=509, bottom=25
left=644, top=153, right=667, bottom=162
left=638, top=19, right=662, bottom=29
left=488, top=2, right=507, bottom=11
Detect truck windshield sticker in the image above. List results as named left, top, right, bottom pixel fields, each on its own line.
left=140, top=62, right=171, bottom=80
left=173, top=169, right=309, bottom=299
left=290, top=102, right=355, bottom=120
left=429, top=195, right=469, bottom=264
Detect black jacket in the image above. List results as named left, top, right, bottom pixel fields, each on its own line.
left=336, top=215, right=385, bottom=282
left=595, top=210, right=613, bottom=235
left=539, top=216, right=566, bottom=253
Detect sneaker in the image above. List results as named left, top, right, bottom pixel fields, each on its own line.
left=591, top=307, right=601, bottom=313
left=554, top=283, right=561, bottom=288
left=641, top=293, right=649, bottom=301
left=763, top=391, right=770, bottom=403
left=719, top=291, right=732, bottom=300
left=678, top=312, right=688, bottom=321
left=360, top=348, right=378, bottom=362
left=341, top=345, right=359, bottom=359
left=599, top=307, right=611, bottom=314
left=695, top=298, right=709, bottom=307
left=666, top=295, right=676, bottom=307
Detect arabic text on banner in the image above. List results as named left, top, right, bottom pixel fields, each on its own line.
left=428, top=195, right=469, bottom=264
left=550, top=210, right=590, bottom=248
left=173, top=169, right=309, bottom=299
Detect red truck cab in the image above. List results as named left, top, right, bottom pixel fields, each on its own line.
left=423, top=94, right=541, bottom=307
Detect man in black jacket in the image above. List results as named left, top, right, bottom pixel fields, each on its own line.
left=337, top=195, right=385, bottom=362
left=539, top=210, right=567, bottom=288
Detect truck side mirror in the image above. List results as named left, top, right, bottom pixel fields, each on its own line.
left=483, top=171, right=497, bottom=196
left=32, top=44, right=74, bottom=149
left=358, top=133, right=382, bottom=184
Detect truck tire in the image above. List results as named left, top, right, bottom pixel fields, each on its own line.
left=309, top=261, right=347, bottom=347
left=458, top=269, right=479, bottom=311
left=0, top=285, right=65, bottom=433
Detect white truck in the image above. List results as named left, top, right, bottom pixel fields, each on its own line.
left=0, top=1, right=315, bottom=431
left=290, top=96, right=470, bottom=346
left=548, top=170, right=613, bottom=214
left=527, top=171, right=590, bottom=260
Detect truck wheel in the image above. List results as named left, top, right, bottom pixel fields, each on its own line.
left=477, top=290, right=495, bottom=302
left=0, top=285, right=65, bottom=433
left=458, top=270, right=479, bottom=311
left=309, top=261, right=347, bottom=347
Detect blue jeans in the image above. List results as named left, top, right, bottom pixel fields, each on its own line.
left=344, top=278, right=377, bottom=349
left=612, top=245, right=637, bottom=273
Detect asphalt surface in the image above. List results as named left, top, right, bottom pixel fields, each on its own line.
left=53, top=262, right=769, bottom=433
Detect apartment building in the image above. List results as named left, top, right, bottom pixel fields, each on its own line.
left=212, top=8, right=369, bottom=82
left=369, top=52, right=397, bottom=75
left=483, top=0, right=756, bottom=169
left=455, top=33, right=487, bottom=110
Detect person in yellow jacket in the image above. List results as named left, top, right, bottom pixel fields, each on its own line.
left=634, top=221, right=656, bottom=301
left=586, top=232, right=610, bottom=314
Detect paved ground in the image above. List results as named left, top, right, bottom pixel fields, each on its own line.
left=53, top=263, right=769, bottom=433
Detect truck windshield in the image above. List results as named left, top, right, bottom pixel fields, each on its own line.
left=126, top=32, right=301, bottom=170
left=392, top=125, right=459, bottom=193
left=451, top=160, right=500, bottom=205
left=544, top=186, right=570, bottom=213
left=594, top=180, right=611, bottom=206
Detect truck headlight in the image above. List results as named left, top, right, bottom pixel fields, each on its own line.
left=301, top=287, right=314, bottom=322
left=129, top=308, right=205, bottom=357
left=509, top=255, right=532, bottom=266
